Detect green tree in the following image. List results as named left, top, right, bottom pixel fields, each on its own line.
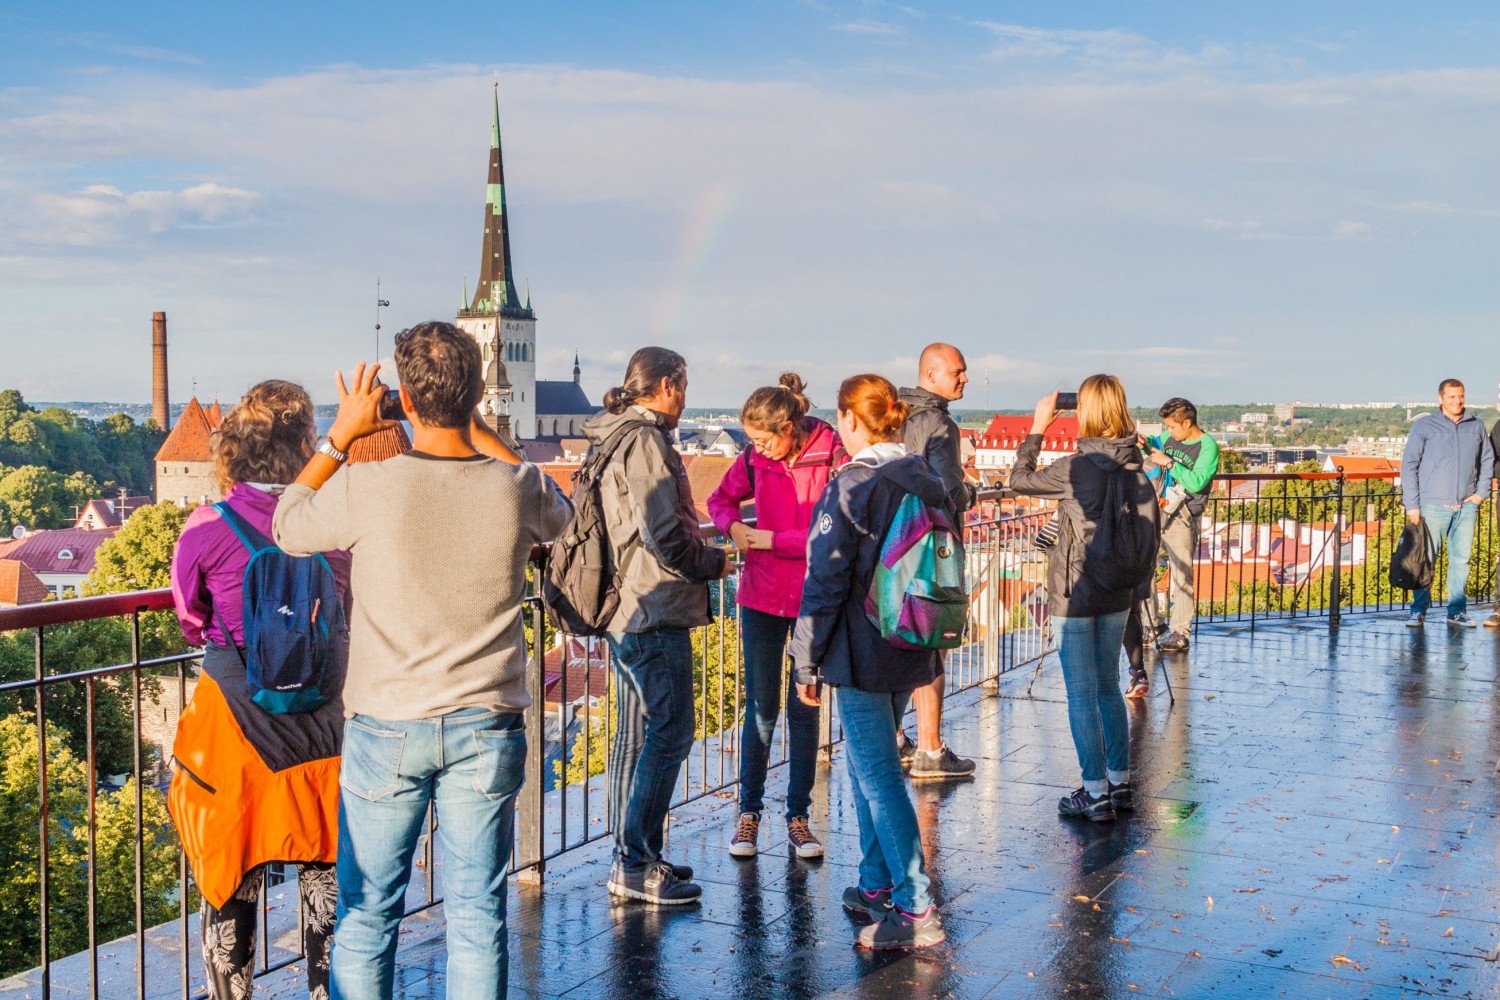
left=85, top=500, right=192, bottom=665
left=0, top=715, right=183, bottom=979
left=1217, top=448, right=1250, bottom=474
left=0, top=465, right=101, bottom=534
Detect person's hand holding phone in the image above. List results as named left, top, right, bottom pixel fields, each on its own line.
left=1031, top=392, right=1059, bottom=436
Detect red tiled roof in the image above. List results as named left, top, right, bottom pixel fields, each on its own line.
left=208, top=401, right=223, bottom=427
left=348, top=423, right=412, bottom=464
left=75, top=495, right=151, bottom=530
left=6, top=527, right=117, bottom=577
left=539, top=462, right=581, bottom=494
left=977, top=414, right=1080, bottom=451
left=681, top=453, right=737, bottom=524
left=1326, top=455, right=1399, bottom=476
left=0, top=559, right=51, bottom=605
left=542, top=636, right=612, bottom=704
left=155, top=397, right=216, bottom=463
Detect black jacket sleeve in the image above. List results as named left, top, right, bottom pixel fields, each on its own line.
left=914, top=411, right=975, bottom=517
left=1007, top=434, right=1073, bottom=499
left=790, top=486, right=857, bottom=686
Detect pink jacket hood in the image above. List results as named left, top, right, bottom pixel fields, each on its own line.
left=707, top=417, right=847, bottom=618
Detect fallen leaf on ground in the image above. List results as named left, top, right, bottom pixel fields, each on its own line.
left=1072, top=894, right=1091, bottom=902
left=1329, top=954, right=1365, bottom=971
left=1235, top=888, right=1259, bottom=894
left=1262, top=948, right=1283, bottom=957
left=1189, top=949, right=1203, bottom=959
left=1205, top=896, right=1214, bottom=912
left=1443, top=927, right=1454, bottom=938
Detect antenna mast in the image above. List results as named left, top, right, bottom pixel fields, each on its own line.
left=374, top=278, right=391, bottom=359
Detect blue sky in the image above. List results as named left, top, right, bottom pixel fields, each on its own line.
left=3, top=2, right=1500, bottom=409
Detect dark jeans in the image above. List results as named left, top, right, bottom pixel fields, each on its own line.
left=606, top=628, right=696, bottom=874
left=738, top=608, right=819, bottom=821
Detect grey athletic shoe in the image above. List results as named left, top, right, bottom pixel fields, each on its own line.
left=1448, top=613, right=1479, bottom=629
left=1484, top=613, right=1500, bottom=629
left=1157, top=630, right=1190, bottom=652
left=841, top=884, right=893, bottom=921
left=1108, top=780, right=1134, bottom=812
left=1058, top=787, right=1115, bottom=822
left=854, top=905, right=946, bottom=950
left=909, top=745, right=975, bottom=781
left=1406, top=612, right=1425, bottom=628
left=896, top=730, right=917, bottom=770
left=607, top=861, right=702, bottom=905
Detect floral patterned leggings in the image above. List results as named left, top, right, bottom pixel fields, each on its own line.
left=201, top=862, right=336, bottom=1000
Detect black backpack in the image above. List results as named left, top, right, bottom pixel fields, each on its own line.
left=1080, top=464, right=1160, bottom=593
left=542, top=424, right=644, bottom=636
left=1389, top=519, right=1433, bottom=591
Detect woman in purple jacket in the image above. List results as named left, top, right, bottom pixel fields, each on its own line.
left=169, top=380, right=350, bottom=1000
left=708, top=373, right=846, bottom=861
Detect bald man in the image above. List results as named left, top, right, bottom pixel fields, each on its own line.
left=897, top=343, right=977, bottom=781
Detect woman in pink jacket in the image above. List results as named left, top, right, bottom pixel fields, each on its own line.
left=708, top=373, right=846, bottom=861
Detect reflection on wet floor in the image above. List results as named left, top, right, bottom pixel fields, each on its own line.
left=262, top=614, right=1500, bottom=998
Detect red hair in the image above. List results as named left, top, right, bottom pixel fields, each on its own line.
left=837, top=374, right=908, bottom=442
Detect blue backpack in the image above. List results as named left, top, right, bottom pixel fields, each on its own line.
left=211, top=501, right=345, bottom=713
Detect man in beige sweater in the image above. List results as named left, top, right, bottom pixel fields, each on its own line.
left=274, top=321, right=571, bottom=1000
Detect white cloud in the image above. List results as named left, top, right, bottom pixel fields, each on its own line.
left=24, top=182, right=260, bottom=245
left=1331, top=220, right=1372, bottom=239
left=832, top=21, right=903, bottom=37
left=1390, top=200, right=1455, bottom=214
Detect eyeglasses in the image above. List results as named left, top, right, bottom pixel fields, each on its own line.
left=749, top=432, right=782, bottom=454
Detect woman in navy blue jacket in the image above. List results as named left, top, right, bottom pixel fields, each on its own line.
left=791, top=373, right=948, bottom=951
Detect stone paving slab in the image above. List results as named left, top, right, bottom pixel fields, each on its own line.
left=39, top=612, right=1500, bottom=998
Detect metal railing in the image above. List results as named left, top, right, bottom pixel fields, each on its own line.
left=0, top=488, right=1052, bottom=998
left=1192, top=471, right=1496, bottom=629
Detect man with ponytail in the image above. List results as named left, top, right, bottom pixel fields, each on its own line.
left=580, top=346, right=734, bottom=906
left=897, top=343, right=977, bottom=780
left=709, top=373, right=846, bottom=861
left=791, top=374, right=948, bottom=950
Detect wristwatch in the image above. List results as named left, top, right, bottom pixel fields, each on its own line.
left=317, top=438, right=349, bottom=463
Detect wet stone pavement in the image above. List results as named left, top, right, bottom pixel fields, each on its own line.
left=261, top=614, right=1500, bottom=998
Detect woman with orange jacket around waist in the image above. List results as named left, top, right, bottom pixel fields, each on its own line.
left=707, top=373, right=847, bottom=860
left=167, top=380, right=350, bottom=1000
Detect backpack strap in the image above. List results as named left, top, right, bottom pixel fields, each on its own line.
left=211, top=501, right=275, bottom=554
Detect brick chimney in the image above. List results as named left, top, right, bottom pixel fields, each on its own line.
left=152, top=311, right=170, bottom=430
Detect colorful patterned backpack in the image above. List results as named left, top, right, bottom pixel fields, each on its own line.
left=864, top=491, right=968, bottom=650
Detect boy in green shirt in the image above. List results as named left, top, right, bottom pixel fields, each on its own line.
left=1143, top=398, right=1220, bottom=653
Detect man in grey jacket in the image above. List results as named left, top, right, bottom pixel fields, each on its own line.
left=584, top=347, right=733, bottom=906
left=897, top=343, right=978, bottom=780
left=1401, top=378, right=1492, bottom=628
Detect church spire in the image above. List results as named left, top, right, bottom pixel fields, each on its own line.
left=470, top=81, right=527, bottom=317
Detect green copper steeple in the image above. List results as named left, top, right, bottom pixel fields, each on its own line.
left=469, top=81, right=528, bottom=317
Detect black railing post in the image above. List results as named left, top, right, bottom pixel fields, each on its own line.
left=1330, top=472, right=1345, bottom=630
left=517, top=597, right=546, bottom=885
left=34, top=627, right=50, bottom=999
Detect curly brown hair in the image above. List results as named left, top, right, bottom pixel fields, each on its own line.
left=212, top=380, right=317, bottom=491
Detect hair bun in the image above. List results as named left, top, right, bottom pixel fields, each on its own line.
left=778, top=372, right=805, bottom=395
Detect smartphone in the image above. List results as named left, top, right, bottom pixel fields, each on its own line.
left=377, top=383, right=405, bottom=421
left=1055, top=391, right=1078, bottom=411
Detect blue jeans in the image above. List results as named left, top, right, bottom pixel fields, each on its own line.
left=1413, top=503, right=1478, bottom=617
left=1053, top=612, right=1131, bottom=784
left=332, top=708, right=525, bottom=1000
left=836, top=686, right=932, bottom=914
left=738, top=608, right=819, bottom=820
left=606, top=629, right=696, bottom=874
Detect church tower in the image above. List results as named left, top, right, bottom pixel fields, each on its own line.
left=455, top=83, right=537, bottom=440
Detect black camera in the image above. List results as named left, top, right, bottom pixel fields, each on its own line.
left=1055, top=391, right=1078, bottom=411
